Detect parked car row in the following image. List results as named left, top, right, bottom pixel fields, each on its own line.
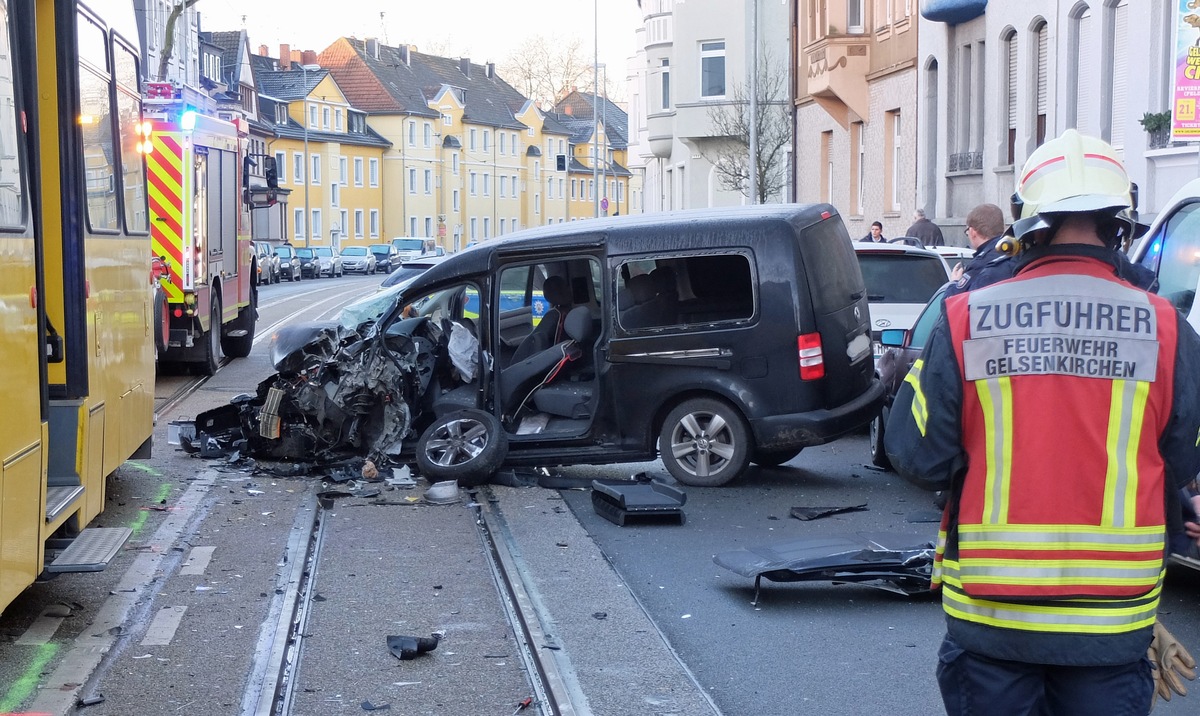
left=252, top=242, right=438, bottom=283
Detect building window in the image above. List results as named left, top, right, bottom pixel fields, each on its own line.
left=886, top=110, right=902, bottom=210
left=370, top=209, right=379, bottom=237
left=512, top=132, right=519, bottom=154
left=339, top=156, right=348, bottom=186
left=354, top=157, right=363, bottom=186
left=547, top=177, right=554, bottom=199
left=660, top=58, right=670, bottom=110
left=499, top=132, right=507, bottom=155
left=275, top=151, right=287, bottom=185
left=425, top=216, right=433, bottom=236
left=483, top=173, right=491, bottom=196
left=483, top=130, right=490, bottom=152
left=409, top=168, right=417, bottom=194
left=1004, top=29, right=1018, bottom=165
left=452, top=153, right=459, bottom=174
left=535, top=194, right=541, bottom=214
left=410, top=216, right=418, bottom=236
left=511, top=174, right=518, bottom=194
left=849, top=0, right=865, bottom=33
left=453, top=190, right=460, bottom=212
left=470, top=171, right=478, bottom=195
left=1071, top=7, right=1095, bottom=137
left=339, top=209, right=347, bottom=242
left=700, top=41, right=726, bottom=98
left=369, top=158, right=378, bottom=187
left=424, top=169, right=433, bottom=194
left=470, top=217, right=477, bottom=239
left=469, top=128, right=477, bottom=150
left=354, top=209, right=364, bottom=238
left=294, top=152, right=304, bottom=183
left=322, top=106, right=330, bottom=129
left=409, top=121, right=416, bottom=146
left=500, top=175, right=508, bottom=197
left=309, top=104, right=317, bottom=128
left=500, top=218, right=506, bottom=234
left=534, top=160, right=540, bottom=180
left=294, top=208, right=304, bottom=240
left=424, top=122, right=432, bottom=148
left=331, top=183, right=339, bottom=207
left=335, top=108, right=343, bottom=131
left=312, top=209, right=322, bottom=241
left=310, top=154, right=321, bottom=185
left=1105, top=1, right=1128, bottom=148
left=483, top=217, right=490, bottom=238
left=1033, top=20, right=1048, bottom=147
left=443, top=113, right=452, bottom=126
left=851, top=121, right=864, bottom=215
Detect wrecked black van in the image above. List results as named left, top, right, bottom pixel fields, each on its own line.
left=240, top=205, right=883, bottom=487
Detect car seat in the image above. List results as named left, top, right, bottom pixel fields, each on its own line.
left=510, top=275, right=572, bottom=364
left=499, top=305, right=593, bottom=418
left=620, top=273, right=662, bottom=329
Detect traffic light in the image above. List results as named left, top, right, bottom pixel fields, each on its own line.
left=264, top=155, right=279, bottom=189
left=556, top=154, right=567, bottom=172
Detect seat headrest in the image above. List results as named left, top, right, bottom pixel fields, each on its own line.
left=541, top=275, right=571, bottom=308
left=563, top=305, right=592, bottom=342
left=627, top=273, right=657, bottom=304
left=650, top=266, right=677, bottom=295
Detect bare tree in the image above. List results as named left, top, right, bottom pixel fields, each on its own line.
left=157, top=0, right=200, bottom=82
left=700, top=55, right=791, bottom=204
left=499, top=36, right=593, bottom=109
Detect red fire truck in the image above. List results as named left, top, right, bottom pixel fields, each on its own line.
left=143, top=82, right=257, bottom=374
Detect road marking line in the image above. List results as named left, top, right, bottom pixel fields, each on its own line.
left=140, top=606, right=188, bottom=647
left=14, top=612, right=66, bottom=646
left=179, top=545, right=216, bottom=575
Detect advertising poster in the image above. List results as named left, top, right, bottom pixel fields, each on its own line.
left=1173, top=0, right=1200, bottom=141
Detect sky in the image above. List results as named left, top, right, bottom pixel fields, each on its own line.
left=197, top=0, right=644, bottom=77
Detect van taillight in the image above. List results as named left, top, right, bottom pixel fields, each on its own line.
left=798, top=333, right=825, bottom=380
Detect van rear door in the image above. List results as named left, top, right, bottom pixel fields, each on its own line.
left=797, top=215, right=875, bottom=406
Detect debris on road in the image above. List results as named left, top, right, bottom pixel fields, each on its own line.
left=387, top=632, right=443, bottom=660
left=789, top=503, right=868, bottom=521
left=713, top=532, right=936, bottom=605
left=591, top=473, right=686, bottom=526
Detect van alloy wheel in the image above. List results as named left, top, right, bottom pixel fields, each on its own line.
left=659, top=398, right=750, bottom=487
left=416, top=409, right=507, bottom=487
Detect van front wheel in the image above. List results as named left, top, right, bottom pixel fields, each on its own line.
left=659, top=398, right=750, bottom=487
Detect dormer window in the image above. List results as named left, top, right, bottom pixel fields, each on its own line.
left=276, top=105, right=287, bottom=125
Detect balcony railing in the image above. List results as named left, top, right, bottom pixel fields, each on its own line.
left=948, top=151, right=983, bottom=172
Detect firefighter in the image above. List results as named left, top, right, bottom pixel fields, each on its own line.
left=885, top=129, right=1200, bottom=715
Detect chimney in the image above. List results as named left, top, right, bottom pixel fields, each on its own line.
left=365, top=38, right=379, bottom=60
left=460, top=57, right=470, bottom=79
left=564, top=105, right=573, bottom=116
left=301, top=50, right=317, bottom=66
left=399, top=45, right=410, bottom=66
left=258, top=44, right=268, bottom=57
left=485, top=62, right=495, bottom=80
left=290, top=49, right=302, bottom=65
left=279, top=44, right=290, bottom=66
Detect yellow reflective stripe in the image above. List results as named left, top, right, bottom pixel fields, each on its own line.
left=1103, top=380, right=1150, bottom=528
left=940, top=561, right=1162, bottom=633
left=975, top=377, right=1013, bottom=524
left=958, top=524, right=1165, bottom=550
left=956, top=558, right=1164, bottom=586
left=905, top=358, right=928, bottom=436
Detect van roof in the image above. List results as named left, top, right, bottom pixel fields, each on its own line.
left=409, top=204, right=836, bottom=295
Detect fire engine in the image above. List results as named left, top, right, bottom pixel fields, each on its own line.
left=143, top=81, right=257, bottom=374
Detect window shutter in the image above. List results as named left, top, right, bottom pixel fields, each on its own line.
left=1110, top=2, right=1128, bottom=147
left=1036, top=26, right=1048, bottom=116
left=1007, top=36, right=1019, bottom=131
left=1077, top=11, right=1095, bottom=136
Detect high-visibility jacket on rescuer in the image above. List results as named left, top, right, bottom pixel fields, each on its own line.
left=885, top=247, right=1200, bottom=666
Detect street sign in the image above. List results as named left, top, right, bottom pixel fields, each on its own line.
left=601, top=196, right=609, bottom=212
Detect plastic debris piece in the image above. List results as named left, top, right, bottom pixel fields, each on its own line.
left=423, top=480, right=461, bottom=505
left=386, top=465, right=416, bottom=487
left=360, top=700, right=391, bottom=711
left=77, top=694, right=106, bottom=707
left=789, top=503, right=868, bottom=521
left=387, top=632, right=442, bottom=660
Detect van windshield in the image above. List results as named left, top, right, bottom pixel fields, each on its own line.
left=392, top=239, right=425, bottom=252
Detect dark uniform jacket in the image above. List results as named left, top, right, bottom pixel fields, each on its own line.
left=944, top=236, right=1015, bottom=299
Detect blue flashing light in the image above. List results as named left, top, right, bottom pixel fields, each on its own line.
left=1149, top=239, right=1162, bottom=256
left=181, top=110, right=197, bottom=131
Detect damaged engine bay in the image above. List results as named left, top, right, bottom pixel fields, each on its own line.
left=195, top=296, right=479, bottom=467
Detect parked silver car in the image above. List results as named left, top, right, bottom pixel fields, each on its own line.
left=313, top=246, right=344, bottom=278
left=340, top=245, right=378, bottom=274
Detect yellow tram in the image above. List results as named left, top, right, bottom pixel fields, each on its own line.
left=0, top=0, right=154, bottom=613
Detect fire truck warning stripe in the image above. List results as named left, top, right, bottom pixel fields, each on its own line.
left=147, top=185, right=182, bottom=232
left=153, top=135, right=184, bottom=181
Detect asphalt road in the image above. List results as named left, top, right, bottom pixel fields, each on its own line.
left=1, top=272, right=1198, bottom=716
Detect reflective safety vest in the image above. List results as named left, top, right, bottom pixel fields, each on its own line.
left=939, top=257, right=1179, bottom=633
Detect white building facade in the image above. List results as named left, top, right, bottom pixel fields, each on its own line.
left=627, top=0, right=792, bottom=212
left=133, top=1, right=200, bottom=87
left=918, top=0, right=1181, bottom=228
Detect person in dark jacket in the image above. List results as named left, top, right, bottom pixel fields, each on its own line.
left=945, top=203, right=1011, bottom=298
left=885, top=129, right=1200, bottom=716
left=860, top=220, right=886, bottom=242
left=905, top=208, right=945, bottom=246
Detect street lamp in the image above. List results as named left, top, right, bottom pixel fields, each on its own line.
left=300, top=63, right=320, bottom=247
left=593, top=0, right=599, bottom=217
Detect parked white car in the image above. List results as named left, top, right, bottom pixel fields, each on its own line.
left=853, top=243, right=953, bottom=359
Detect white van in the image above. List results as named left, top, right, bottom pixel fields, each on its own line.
left=390, top=237, right=439, bottom=263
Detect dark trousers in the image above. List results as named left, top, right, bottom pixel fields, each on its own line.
left=936, top=634, right=1153, bottom=716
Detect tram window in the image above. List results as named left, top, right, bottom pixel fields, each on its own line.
left=113, top=42, right=145, bottom=233
left=0, top=2, right=25, bottom=229
left=77, top=15, right=117, bottom=231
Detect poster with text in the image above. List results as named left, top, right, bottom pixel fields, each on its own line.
left=1173, top=0, right=1200, bottom=141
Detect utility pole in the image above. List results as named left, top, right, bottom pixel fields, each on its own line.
left=593, top=0, right=600, bottom=218
left=748, top=0, right=759, bottom=204
left=301, top=65, right=317, bottom=247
